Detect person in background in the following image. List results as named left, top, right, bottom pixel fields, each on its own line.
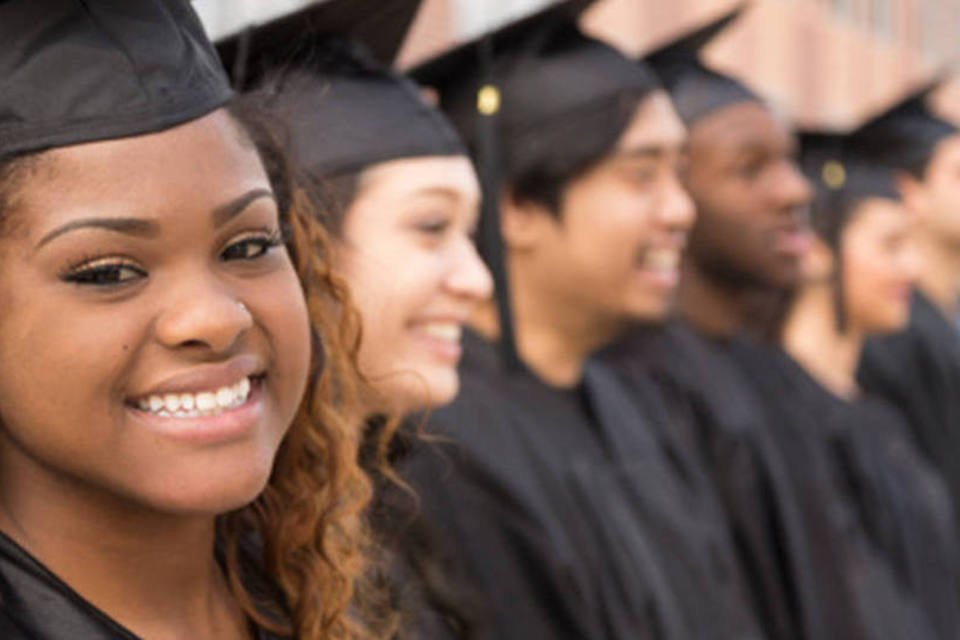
left=775, top=130, right=959, bottom=639
left=855, top=83, right=960, bottom=532
left=404, top=1, right=764, bottom=638
left=604, top=7, right=938, bottom=639
left=0, top=1, right=378, bottom=638
left=217, top=1, right=493, bottom=636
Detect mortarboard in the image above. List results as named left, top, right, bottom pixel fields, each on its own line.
left=847, top=77, right=959, bottom=175
left=216, top=0, right=464, bottom=178
left=0, top=0, right=231, bottom=160
left=799, top=128, right=899, bottom=331
left=644, top=4, right=760, bottom=126
left=412, top=0, right=661, bottom=368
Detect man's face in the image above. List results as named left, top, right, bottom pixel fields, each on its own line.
left=683, top=101, right=812, bottom=290
left=518, top=90, right=694, bottom=326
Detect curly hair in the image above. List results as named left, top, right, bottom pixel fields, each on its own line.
left=0, top=104, right=392, bottom=638
left=219, top=99, right=398, bottom=639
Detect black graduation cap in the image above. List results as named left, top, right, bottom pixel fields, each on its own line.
left=413, top=0, right=660, bottom=178
left=847, top=77, right=958, bottom=175
left=645, top=3, right=760, bottom=126
left=0, top=0, right=231, bottom=160
left=412, top=0, right=661, bottom=368
left=799, top=128, right=899, bottom=331
left=216, top=0, right=464, bottom=178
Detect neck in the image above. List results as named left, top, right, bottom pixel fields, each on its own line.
left=472, top=275, right=624, bottom=389
left=676, top=260, right=752, bottom=339
left=782, top=284, right=862, bottom=398
left=0, top=449, right=248, bottom=640
left=914, top=229, right=960, bottom=319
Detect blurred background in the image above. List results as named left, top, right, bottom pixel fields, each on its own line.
left=194, top=0, right=960, bottom=128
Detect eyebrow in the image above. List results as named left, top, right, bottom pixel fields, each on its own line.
left=35, top=188, right=276, bottom=250
left=614, top=144, right=683, bottom=161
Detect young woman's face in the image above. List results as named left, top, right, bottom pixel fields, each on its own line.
left=337, top=155, right=491, bottom=414
left=0, top=110, right=311, bottom=517
left=842, top=197, right=916, bottom=335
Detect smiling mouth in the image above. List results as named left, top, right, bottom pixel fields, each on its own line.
left=131, top=376, right=257, bottom=419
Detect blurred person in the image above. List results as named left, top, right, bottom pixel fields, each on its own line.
left=774, top=134, right=959, bottom=639
left=0, top=1, right=381, bottom=638
left=402, top=1, right=765, bottom=638
left=604, top=7, right=934, bottom=640
left=854, top=82, right=960, bottom=531
left=217, top=1, right=493, bottom=637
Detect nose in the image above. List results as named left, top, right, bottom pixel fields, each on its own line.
left=772, top=158, right=813, bottom=211
left=657, top=169, right=696, bottom=231
left=445, top=236, right=494, bottom=302
left=154, top=275, right=253, bottom=354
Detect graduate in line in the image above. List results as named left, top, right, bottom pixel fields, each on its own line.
left=399, top=0, right=764, bottom=637
left=854, top=83, right=960, bottom=531
left=603, top=7, right=936, bottom=639
left=0, top=0, right=379, bottom=638
left=772, top=129, right=959, bottom=638
left=217, top=1, right=493, bottom=636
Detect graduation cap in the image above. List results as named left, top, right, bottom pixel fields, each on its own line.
left=847, top=77, right=959, bottom=175
left=645, top=4, right=760, bottom=126
left=216, top=0, right=464, bottom=178
left=0, top=0, right=231, bottom=160
left=798, top=128, right=899, bottom=331
left=412, top=0, right=661, bottom=368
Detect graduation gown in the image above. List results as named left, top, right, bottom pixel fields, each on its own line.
left=0, top=530, right=288, bottom=639
left=765, top=351, right=960, bottom=638
left=730, top=339, right=944, bottom=640
left=603, top=321, right=823, bottom=640
left=400, top=329, right=762, bottom=640
left=859, top=291, right=960, bottom=528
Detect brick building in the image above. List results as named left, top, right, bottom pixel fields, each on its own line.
left=196, top=0, right=960, bottom=128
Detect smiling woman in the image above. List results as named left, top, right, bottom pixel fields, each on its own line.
left=0, top=2, right=374, bottom=640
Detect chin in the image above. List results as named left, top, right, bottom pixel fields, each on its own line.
left=137, top=457, right=276, bottom=516
left=624, top=296, right=672, bottom=324
left=385, top=366, right=460, bottom=413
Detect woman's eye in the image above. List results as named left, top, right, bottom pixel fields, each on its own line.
left=221, top=232, right=282, bottom=262
left=415, top=218, right=452, bottom=235
left=62, top=261, right=146, bottom=286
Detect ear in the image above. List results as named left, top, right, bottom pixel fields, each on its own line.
left=802, top=236, right=835, bottom=282
left=500, top=188, right=560, bottom=252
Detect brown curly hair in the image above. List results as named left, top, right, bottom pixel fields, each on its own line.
left=219, top=99, right=398, bottom=639
left=0, top=102, right=395, bottom=640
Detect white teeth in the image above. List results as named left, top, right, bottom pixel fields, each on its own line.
left=419, top=323, right=461, bottom=343
left=135, top=377, right=253, bottom=419
left=641, top=249, right=680, bottom=271
left=195, top=392, right=217, bottom=412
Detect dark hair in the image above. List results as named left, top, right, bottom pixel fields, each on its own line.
left=504, top=90, right=644, bottom=215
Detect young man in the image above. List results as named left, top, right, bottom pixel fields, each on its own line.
left=855, top=83, right=960, bottom=529
left=602, top=8, right=933, bottom=640
left=399, top=1, right=762, bottom=638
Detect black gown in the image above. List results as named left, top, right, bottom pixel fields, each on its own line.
left=730, top=339, right=946, bottom=639
left=0, top=530, right=288, bottom=639
left=606, top=319, right=937, bottom=640
left=859, top=291, right=960, bottom=529
left=399, top=329, right=762, bottom=639
left=603, top=321, right=824, bottom=640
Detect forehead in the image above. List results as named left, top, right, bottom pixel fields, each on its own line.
left=359, top=155, right=479, bottom=200
left=9, top=110, right=266, bottom=232
left=688, top=101, right=791, bottom=154
left=615, top=90, right=686, bottom=152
